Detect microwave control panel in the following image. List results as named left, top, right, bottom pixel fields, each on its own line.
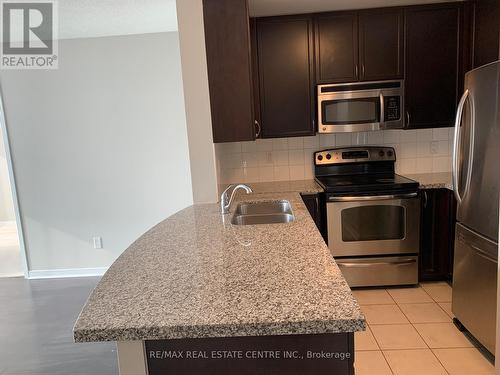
left=384, top=96, right=401, bottom=122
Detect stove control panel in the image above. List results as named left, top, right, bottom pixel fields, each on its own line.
left=314, top=147, right=396, bottom=166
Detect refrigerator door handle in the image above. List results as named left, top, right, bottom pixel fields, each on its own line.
left=463, top=93, right=475, bottom=200
left=452, top=89, right=469, bottom=204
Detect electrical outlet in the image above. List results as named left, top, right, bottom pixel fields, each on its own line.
left=266, top=151, right=273, bottom=164
left=430, top=141, right=439, bottom=155
left=92, top=236, right=103, bottom=249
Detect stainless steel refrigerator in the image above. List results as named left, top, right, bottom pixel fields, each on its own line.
left=452, top=60, right=500, bottom=355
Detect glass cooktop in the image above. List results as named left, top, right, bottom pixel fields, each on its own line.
left=315, top=173, right=419, bottom=195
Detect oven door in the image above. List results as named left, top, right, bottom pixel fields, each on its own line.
left=318, top=91, right=383, bottom=133
left=326, top=193, right=420, bottom=257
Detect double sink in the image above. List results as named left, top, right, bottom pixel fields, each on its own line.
left=231, top=200, right=295, bottom=226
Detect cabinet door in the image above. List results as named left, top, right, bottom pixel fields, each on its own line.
left=257, top=16, right=315, bottom=138
left=203, top=0, right=255, bottom=143
left=301, top=193, right=320, bottom=227
left=358, top=8, right=403, bottom=81
left=473, top=0, right=500, bottom=68
left=404, top=4, right=462, bottom=129
left=419, top=189, right=457, bottom=281
left=315, top=12, right=358, bottom=83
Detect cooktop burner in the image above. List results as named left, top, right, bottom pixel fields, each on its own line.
left=314, top=146, right=419, bottom=195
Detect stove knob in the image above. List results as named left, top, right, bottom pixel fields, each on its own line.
left=387, top=150, right=394, bottom=157
left=326, top=153, right=332, bottom=160
left=379, top=150, right=385, bottom=158
left=317, top=154, right=323, bottom=161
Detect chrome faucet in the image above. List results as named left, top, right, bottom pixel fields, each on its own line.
left=220, top=184, right=253, bottom=214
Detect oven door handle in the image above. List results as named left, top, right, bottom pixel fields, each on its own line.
left=328, top=192, right=418, bottom=202
left=338, top=258, right=417, bottom=267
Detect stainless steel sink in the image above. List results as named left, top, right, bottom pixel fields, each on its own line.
left=231, top=200, right=295, bottom=225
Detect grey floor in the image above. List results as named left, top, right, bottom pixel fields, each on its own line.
left=0, top=277, right=118, bottom=375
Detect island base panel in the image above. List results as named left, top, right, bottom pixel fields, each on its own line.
left=143, top=333, right=354, bottom=375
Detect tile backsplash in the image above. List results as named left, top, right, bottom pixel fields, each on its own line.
left=214, top=128, right=453, bottom=184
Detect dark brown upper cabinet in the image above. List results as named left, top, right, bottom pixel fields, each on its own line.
left=472, top=0, right=500, bottom=68
left=203, top=0, right=256, bottom=143
left=358, top=8, right=404, bottom=81
left=315, top=9, right=403, bottom=84
left=256, top=16, right=316, bottom=138
left=315, top=12, right=358, bottom=83
left=404, top=3, right=467, bottom=129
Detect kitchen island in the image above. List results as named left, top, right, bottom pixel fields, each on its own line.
left=73, top=190, right=365, bottom=375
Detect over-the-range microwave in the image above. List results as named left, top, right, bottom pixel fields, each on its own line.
left=317, top=80, right=405, bottom=133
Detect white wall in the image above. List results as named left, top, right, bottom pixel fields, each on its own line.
left=215, top=128, right=453, bottom=185
left=0, top=32, right=193, bottom=271
left=176, top=0, right=218, bottom=204
left=0, top=128, right=15, bottom=222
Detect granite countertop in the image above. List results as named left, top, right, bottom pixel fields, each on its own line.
left=403, top=172, right=452, bottom=190
left=73, top=191, right=365, bottom=343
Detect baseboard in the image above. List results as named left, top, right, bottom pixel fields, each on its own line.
left=28, top=267, right=108, bottom=279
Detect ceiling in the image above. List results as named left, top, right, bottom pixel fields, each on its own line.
left=56, top=0, right=463, bottom=40
left=58, top=0, right=177, bottom=40
left=248, top=0, right=460, bottom=17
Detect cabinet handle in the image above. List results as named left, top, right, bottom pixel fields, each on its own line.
left=254, top=120, right=261, bottom=138
left=406, top=111, right=410, bottom=128
left=355, top=65, right=359, bottom=78
left=423, top=191, right=428, bottom=208
left=361, top=64, right=365, bottom=78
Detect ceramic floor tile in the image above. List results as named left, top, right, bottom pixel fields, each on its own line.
left=352, top=289, right=395, bottom=305
left=420, top=283, right=452, bottom=303
left=438, top=302, right=454, bottom=319
left=433, top=348, right=494, bottom=375
left=399, top=303, right=451, bottom=323
left=362, top=304, right=409, bottom=325
left=387, top=287, right=433, bottom=304
left=370, top=324, right=427, bottom=350
left=413, top=323, right=474, bottom=348
left=355, top=351, right=393, bottom=375
left=355, top=326, right=379, bottom=351
left=384, top=349, right=447, bottom=375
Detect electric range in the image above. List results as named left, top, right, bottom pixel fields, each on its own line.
left=314, top=146, right=420, bottom=287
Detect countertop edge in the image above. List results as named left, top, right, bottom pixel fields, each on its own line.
left=74, top=319, right=367, bottom=343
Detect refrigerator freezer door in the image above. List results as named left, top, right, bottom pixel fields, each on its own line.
left=452, top=223, right=498, bottom=354
left=455, top=61, right=500, bottom=242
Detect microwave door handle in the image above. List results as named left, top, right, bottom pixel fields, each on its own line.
left=379, top=93, right=384, bottom=125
